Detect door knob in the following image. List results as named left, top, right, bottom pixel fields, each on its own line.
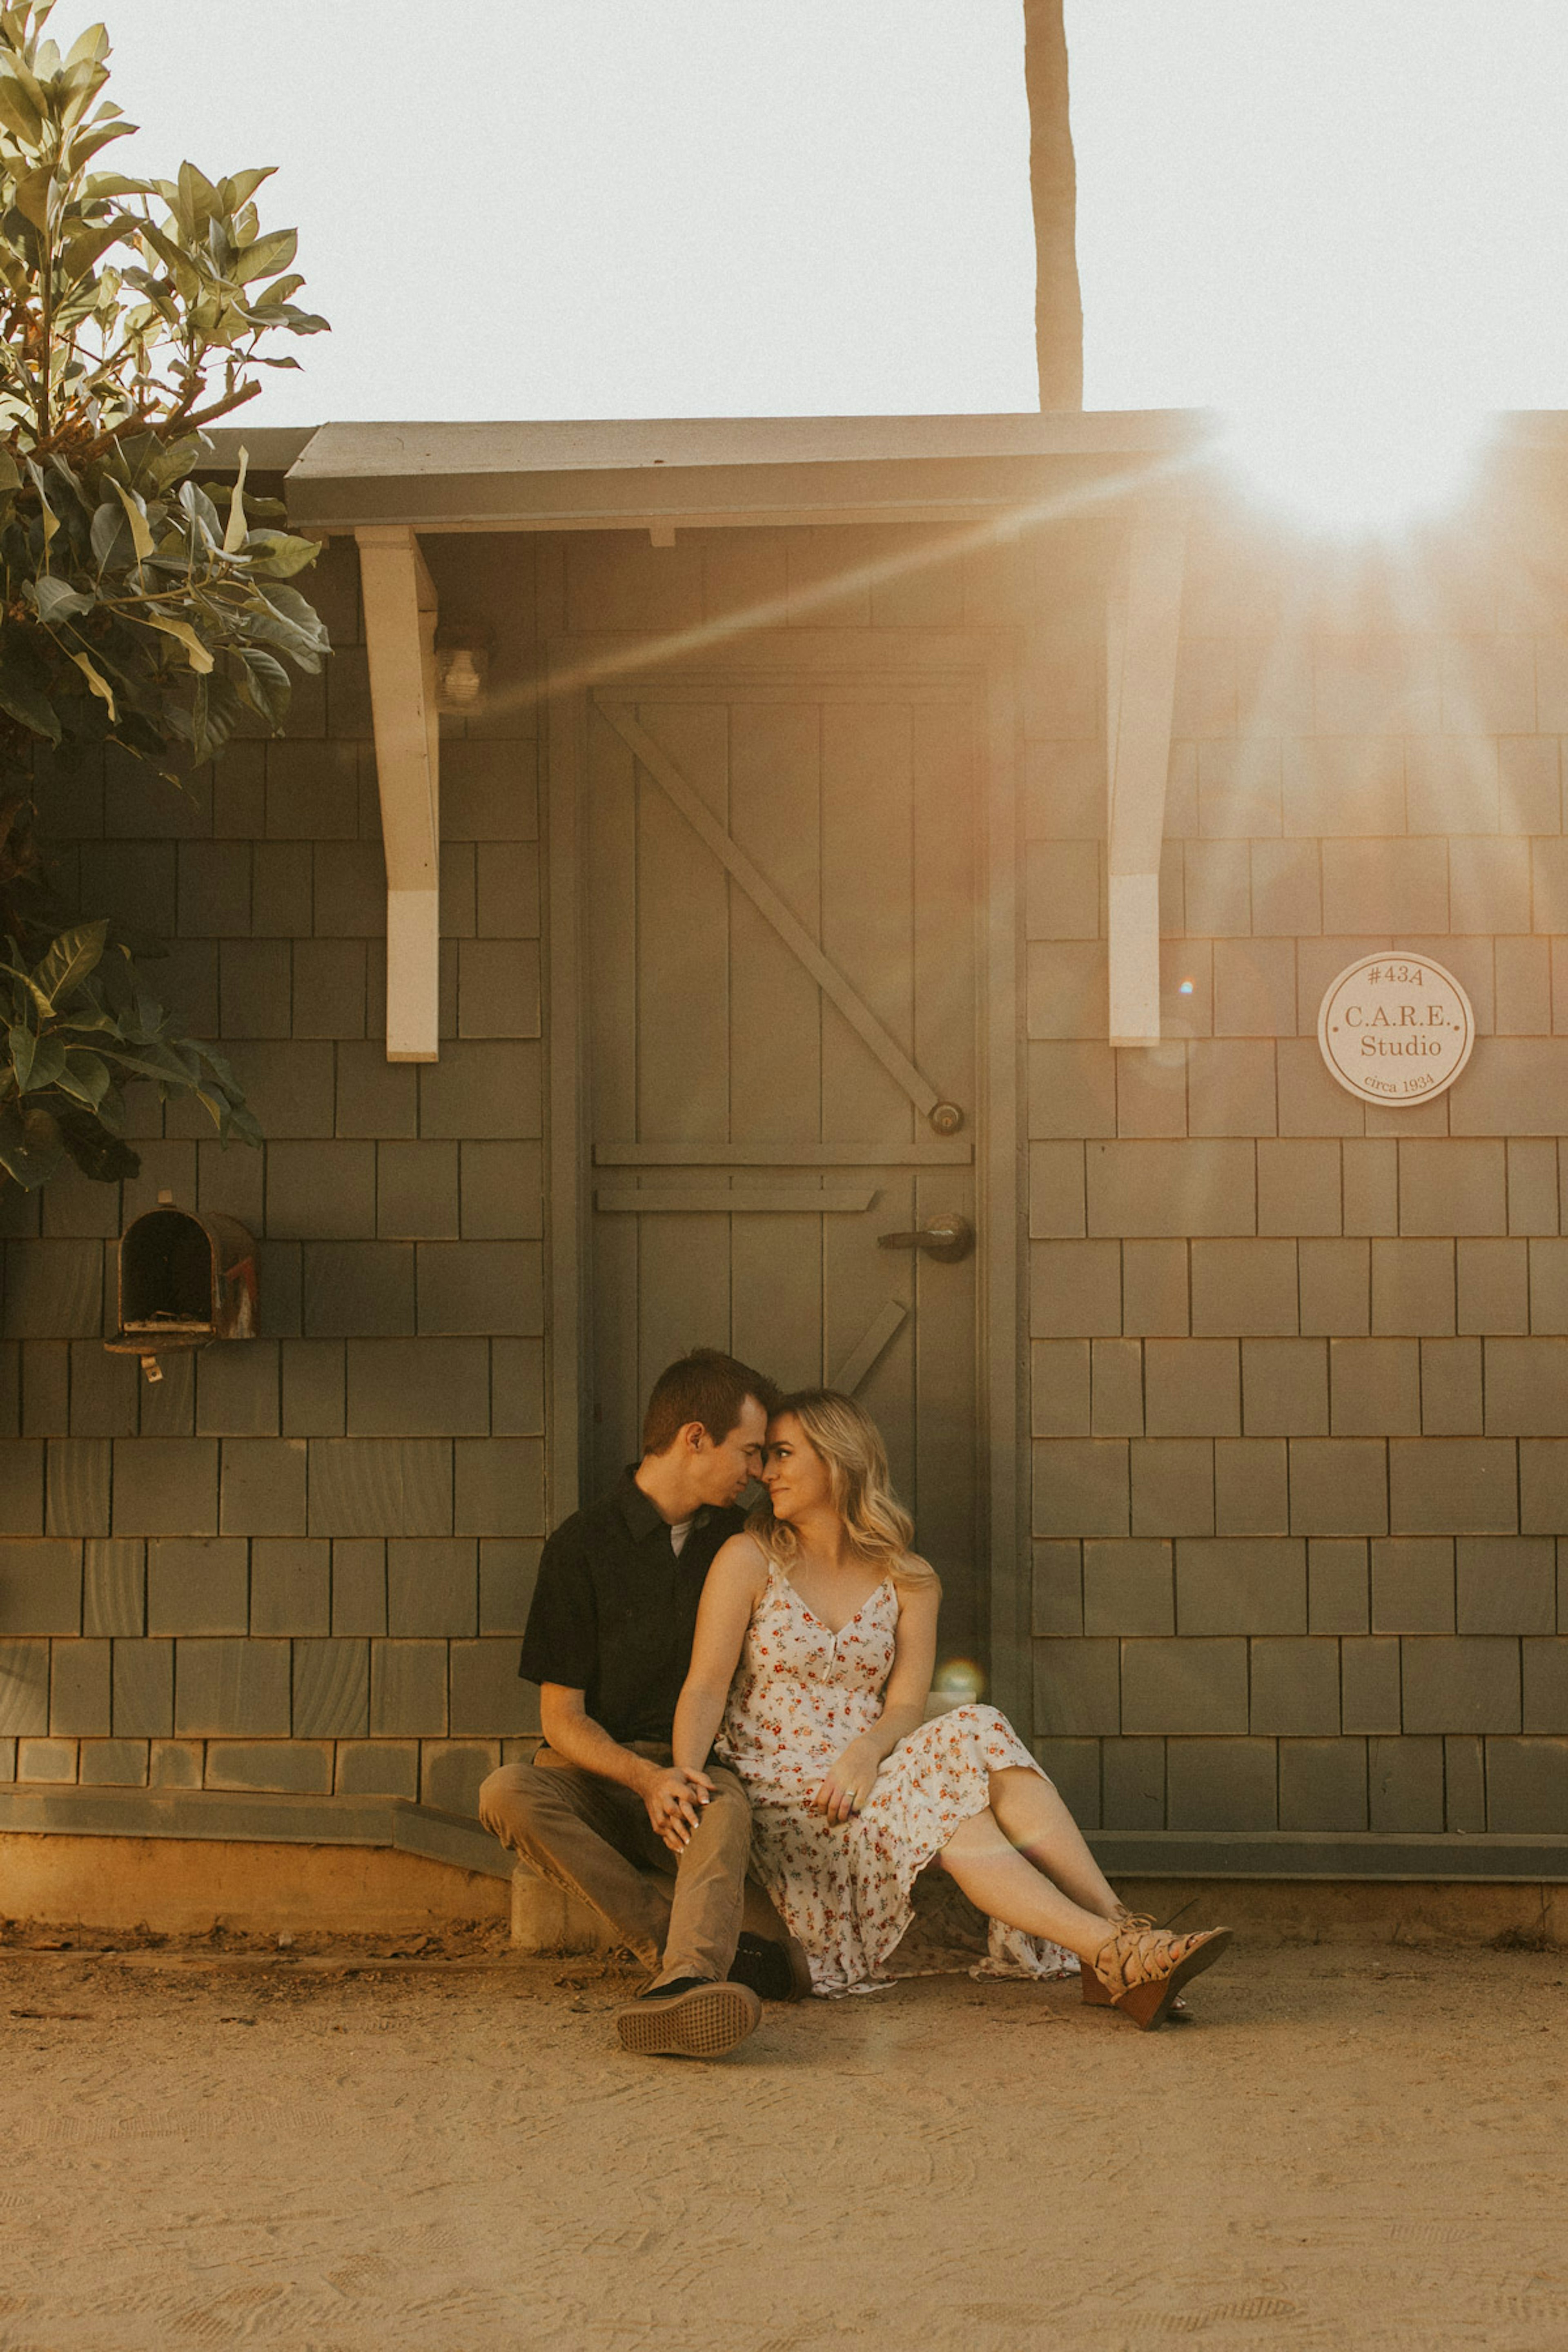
left=877, top=1212, right=974, bottom=1264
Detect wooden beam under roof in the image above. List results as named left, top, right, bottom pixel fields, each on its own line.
left=1106, top=500, right=1187, bottom=1049
left=356, top=524, right=440, bottom=1062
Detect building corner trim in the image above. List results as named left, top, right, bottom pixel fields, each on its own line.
left=1106, top=501, right=1186, bottom=1049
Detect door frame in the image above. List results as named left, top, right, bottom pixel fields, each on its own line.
left=544, top=624, right=1029, bottom=1729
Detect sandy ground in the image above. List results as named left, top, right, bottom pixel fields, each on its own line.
left=3, top=1925, right=1568, bottom=2352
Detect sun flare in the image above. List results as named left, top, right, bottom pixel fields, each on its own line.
left=1215, top=402, right=1492, bottom=539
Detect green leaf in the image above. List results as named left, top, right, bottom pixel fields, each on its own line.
left=0, top=1103, right=65, bottom=1192
left=54, top=1047, right=110, bottom=1108
left=132, top=218, right=187, bottom=279
left=0, top=959, right=58, bottom=1021
left=232, top=225, right=297, bottom=285
left=27, top=574, right=94, bottom=624
left=7, top=48, right=51, bottom=109
left=234, top=645, right=290, bottom=726
left=81, top=170, right=155, bottom=199
left=24, top=460, right=60, bottom=547
left=65, top=23, right=112, bottom=70
left=243, top=528, right=322, bottom=580
left=186, top=669, right=246, bottom=763
left=260, top=581, right=330, bottom=631
left=57, top=1113, right=140, bottom=1183
left=149, top=434, right=206, bottom=490
left=223, top=166, right=276, bottom=210
left=191, top=1040, right=246, bottom=1095
left=227, top=1102, right=264, bottom=1149
left=222, top=445, right=249, bottom=554
left=109, top=474, right=155, bottom=561
left=0, top=654, right=61, bottom=743
left=68, top=648, right=116, bottom=717
left=139, top=612, right=213, bottom=674
left=8, top=1020, right=36, bottom=1092
left=176, top=158, right=223, bottom=232
left=13, top=162, right=54, bottom=231
left=42, top=455, right=94, bottom=520
left=229, top=606, right=324, bottom=669
left=65, top=117, right=134, bottom=170
left=0, top=76, right=44, bottom=147
left=177, top=477, right=223, bottom=546
left=19, top=1035, right=66, bottom=1094
left=34, top=920, right=107, bottom=1008
left=99, top=1042, right=193, bottom=1086
left=90, top=497, right=127, bottom=568
left=190, top=1086, right=231, bottom=1136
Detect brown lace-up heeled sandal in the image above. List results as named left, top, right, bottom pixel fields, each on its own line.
left=1080, top=1915, right=1231, bottom=2031
left=1080, top=1912, right=1179, bottom=2013
left=1080, top=1910, right=1195, bottom=2017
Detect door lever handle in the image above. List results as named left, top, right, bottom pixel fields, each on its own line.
left=876, top=1212, right=974, bottom=1265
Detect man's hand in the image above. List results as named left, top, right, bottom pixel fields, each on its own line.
left=810, top=1736, right=881, bottom=1825
left=643, top=1763, right=715, bottom=1852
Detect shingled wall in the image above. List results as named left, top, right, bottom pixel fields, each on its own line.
left=1029, top=501, right=1568, bottom=1841
left=0, top=523, right=546, bottom=1822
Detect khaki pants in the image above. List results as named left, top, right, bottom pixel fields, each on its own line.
left=479, top=1743, right=784, bottom=1989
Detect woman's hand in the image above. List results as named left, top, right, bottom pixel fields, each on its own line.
left=810, top=1737, right=882, bottom=1824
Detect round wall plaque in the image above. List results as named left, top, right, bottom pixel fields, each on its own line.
left=1317, top=953, right=1475, bottom=1105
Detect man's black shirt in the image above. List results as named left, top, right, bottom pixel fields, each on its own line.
left=518, top=1470, right=746, bottom=1744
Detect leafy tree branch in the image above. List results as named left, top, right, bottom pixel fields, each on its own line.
left=0, top=2, right=330, bottom=1190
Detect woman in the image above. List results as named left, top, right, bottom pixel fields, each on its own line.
left=671, top=1390, right=1229, bottom=2029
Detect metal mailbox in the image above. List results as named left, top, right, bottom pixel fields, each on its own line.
left=106, top=1192, right=258, bottom=1382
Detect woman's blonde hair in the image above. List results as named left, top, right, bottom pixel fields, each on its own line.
left=747, top=1389, right=939, bottom=1593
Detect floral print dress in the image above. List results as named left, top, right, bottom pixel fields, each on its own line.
left=715, top=1560, right=1078, bottom=1997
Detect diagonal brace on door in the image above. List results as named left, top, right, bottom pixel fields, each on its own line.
left=828, top=1298, right=909, bottom=1396
left=595, top=699, right=942, bottom=1120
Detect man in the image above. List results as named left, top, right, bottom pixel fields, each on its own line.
left=479, top=1348, right=799, bottom=2059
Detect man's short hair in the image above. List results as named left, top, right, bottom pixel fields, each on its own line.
left=641, top=1349, right=781, bottom=1457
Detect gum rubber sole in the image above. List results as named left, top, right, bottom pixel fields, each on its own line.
left=615, top=1980, right=761, bottom=2058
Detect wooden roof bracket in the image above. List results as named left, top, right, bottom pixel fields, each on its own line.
left=357, top=524, right=441, bottom=1061
left=1105, top=499, right=1187, bottom=1048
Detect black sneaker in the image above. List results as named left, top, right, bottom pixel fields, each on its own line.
left=727, top=1932, right=801, bottom=2002
left=614, top=1977, right=760, bottom=2058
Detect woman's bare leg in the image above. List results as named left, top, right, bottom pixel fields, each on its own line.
left=987, top=1765, right=1120, bottom=1917
left=938, top=1808, right=1114, bottom=1963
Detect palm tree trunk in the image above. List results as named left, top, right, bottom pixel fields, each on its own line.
left=1023, top=0, right=1083, bottom=409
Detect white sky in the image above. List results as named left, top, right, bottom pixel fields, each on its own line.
left=44, top=0, right=1568, bottom=425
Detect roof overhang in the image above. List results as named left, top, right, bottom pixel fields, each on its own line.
left=267, top=410, right=1211, bottom=535
left=186, top=407, right=1568, bottom=537
left=198, top=409, right=1568, bottom=537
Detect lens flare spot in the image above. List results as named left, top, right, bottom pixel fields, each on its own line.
left=1178, top=978, right=1195, bottom=996
left=1217, top=402, right=1490, bottom=539
left=931, top=1657, right=986, bottom=1706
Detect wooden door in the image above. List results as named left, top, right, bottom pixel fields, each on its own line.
left=571, top=650, right=992, bottom=1664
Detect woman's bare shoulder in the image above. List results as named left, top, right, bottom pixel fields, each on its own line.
left=709, top=1531, right=771, bottom=1589
left=893, top=1553, right=941, bottom=1592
